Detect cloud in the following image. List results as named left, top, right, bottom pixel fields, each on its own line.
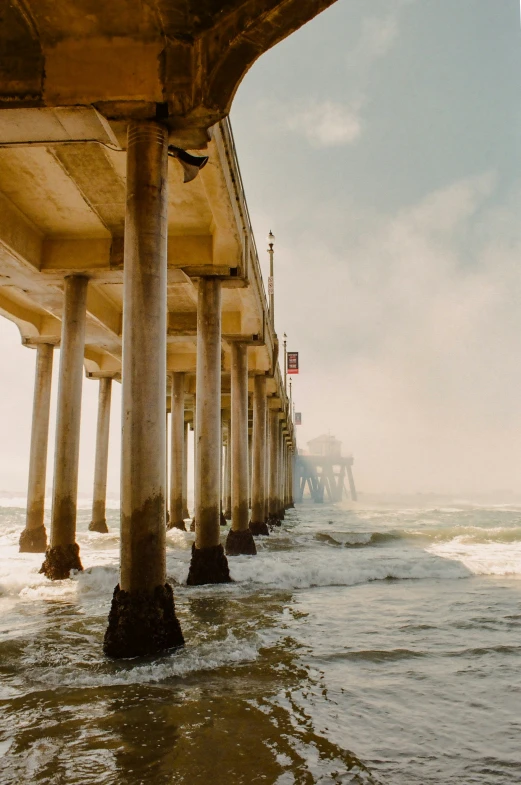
left=349, top=15, right=399, bottom=67
left=285, top=100, right=363, bottom=147
left=279, top=3, right=413, bottom=149
left=267, top=172, right=521, bottom=493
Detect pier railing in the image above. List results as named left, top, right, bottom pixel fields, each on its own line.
left=211, top=118, right=276, bottom=362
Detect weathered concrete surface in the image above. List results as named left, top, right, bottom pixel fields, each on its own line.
left=267, top=407, right=281, bottom=526
left=19, top=341, right=54, bottom=553
left=169, top=372, right=186, bottom=531
left=89, top=376, right=112, bottom=533
left=0, top=1, right=339, bottom=145
left=41, top=275, right=87, bottom=578
left=19, top=524, right=47, bottom=553
left=104, top=583, right=184, bottom=659
left=183, top=421, right=190, bottom=520
left=105, top=120, right=183, bottom=658
left=250, top=374, right=269, bottom=536
left=226, top=528, right=256, bottom=556
left=226, top=341, right=256, bottom=556
left=40, top=542, right=82, bottom=580
left=189, top=277, right=232, bottom=583
left=186, top=543, right=232, bottom=586
left=224, top=416, right=232, bottom=519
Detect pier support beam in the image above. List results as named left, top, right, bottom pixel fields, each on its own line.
left=183, top=421, right=190, bottom=520
left=169, top=373, right=186, bottom=531
left=249, top=375, right=269, bottom=536
left=226, top=343, right=256, bottom=555
left=347, top=464, right=358, bottom=501
left=187, top=278, right=231, bottom=584
left=89, top=377, right=113, bottom=533
left=278, top=427, right=285, bottom=521
left=219, top=411, right=227, bottom=527
left=268, top=409, right=281, bottom=527
left=104, top=121, right=183, bottom=658
left=288, top=448, right=295, bottom=508
left=223, top=415, right=232, bottom=519
left=190, top=396, right=197, bottom=531
left=19, top=342, right=55, bottom=553
left=41, top=276, right=88, bottom=579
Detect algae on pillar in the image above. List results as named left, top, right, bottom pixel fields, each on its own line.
left=250, top=375, right=269, bottom=536
left=169, top=372, right=186, bottom=531
left=41, top=276, right=88, bottom=579
left=226, top=342, right=256, bottom=556
left=19, top=341, right=55, bottom=553
left=89, top=376, right=113, bottom=533
left=104, top=121, right=183, bottom=658
left=187, top=278, right=231, bottom=585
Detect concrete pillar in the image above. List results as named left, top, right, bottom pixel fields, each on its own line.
left=89, top=377, right=113, bottom=533
left=347, top=464, right=358, bottom=501
left=282, top=440, right=288, bottom=509
left=190, top=395, right=197, bottom=532
left=277, top=421, right=286, bottom=521
left=169, top=372, right=186, bottom=530
left=165, top=410, right=169, bottom=526
left=268, top=408, right=281, bottom=526
left=284, top=446, right=289, bottom=508
left=104, top=120, right=183, bottom=658
left=219, top=412, right=227, bottom=527
left=226, top=343, right=256, bottom=555
left=284, top=439, right=289, bottom=510
left=288, top=447, right=295, bottom=507
left=248, top=429, right=253, bottom=507
left=40, top=276, right=88, bottom=579
left=19, top=342, right=54, bottom=553
left=249, top=375, right=269, bottom=535
left=223, top=415, right=232, bottom=519
left=220, top=419, right=225, bottom=510
left=187, top=278, right=231, bottom=584
left=278, top=436, right=284, bottom=513
left=182, top=420, right=189, bottom=519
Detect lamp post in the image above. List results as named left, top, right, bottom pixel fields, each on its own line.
left=267, top=230, right=275, bottom=326
left=283, top=332, right=287, bottom=393
left=289, top=378, right=293, bottom=420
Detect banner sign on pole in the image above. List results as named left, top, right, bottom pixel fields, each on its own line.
left=295, top=412, right=302, bottom=425
left=287, top=351, right=299, bottom=374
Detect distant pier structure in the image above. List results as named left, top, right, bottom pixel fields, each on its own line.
left=295, top=434, right=357, bottom=503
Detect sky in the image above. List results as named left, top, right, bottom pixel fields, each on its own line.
left=0, top=0, right=521, bottom=497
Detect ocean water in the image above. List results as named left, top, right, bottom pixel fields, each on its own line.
left=0, top=498, right=520, bottom=784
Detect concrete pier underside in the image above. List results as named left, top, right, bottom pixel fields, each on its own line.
left=0, top=0, right=324, bottom=657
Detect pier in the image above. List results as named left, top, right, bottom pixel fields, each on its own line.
left=295, top=434, right=358, bottom=503
left=0, top=0, right=339, bottom=658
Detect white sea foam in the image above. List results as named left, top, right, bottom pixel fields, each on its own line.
left=429, top=538, right=521, bottom=578
left=0, top=494, right=122, bottom=510
left=23, top=631, right=260, bottom=687
left=1, top=518, right=474, bottom=607
left=227, top=547, right=469, bottom=589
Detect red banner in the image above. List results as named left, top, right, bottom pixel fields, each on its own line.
left=287, top=351, right=299, bottom=374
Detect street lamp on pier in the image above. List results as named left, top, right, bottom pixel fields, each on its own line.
left=267, top=230, right=275, bottom=326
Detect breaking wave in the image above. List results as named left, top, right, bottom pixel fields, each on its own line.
left=315, top=525, right=521, bottom=548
